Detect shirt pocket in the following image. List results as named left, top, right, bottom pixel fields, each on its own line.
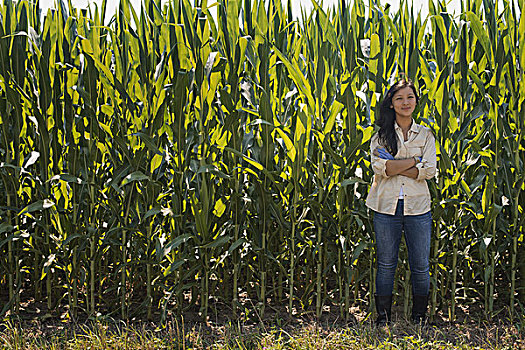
left=407, top=140, right=425, bottom=158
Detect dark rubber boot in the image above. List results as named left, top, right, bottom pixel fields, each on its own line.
left=375, top=294, right=392, bottom=326
left=411, top=294, right=428, bottom=325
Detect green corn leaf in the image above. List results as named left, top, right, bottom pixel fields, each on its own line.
left=120, top=171, right=150, bottom=187
left=18, top=199, right=55, bottom=216
left=201, top=234, right=231, bottom=249
left=134, top=132, right=163, bottom=155
left=466, top=11, right=493, bottom=63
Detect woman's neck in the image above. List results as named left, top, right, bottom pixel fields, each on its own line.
left=396, top=116, right=413, bottom=132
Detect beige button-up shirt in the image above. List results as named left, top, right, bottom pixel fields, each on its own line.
left=366, top=121, right=437, bottom=215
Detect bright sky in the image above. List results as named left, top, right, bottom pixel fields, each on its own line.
left=39, top=0, right=467, bottom=23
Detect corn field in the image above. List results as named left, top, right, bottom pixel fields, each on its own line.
left=0, top=0, right=523, bottom=323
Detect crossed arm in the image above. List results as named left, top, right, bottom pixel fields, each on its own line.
left=373, top=148, right=419, bottom=179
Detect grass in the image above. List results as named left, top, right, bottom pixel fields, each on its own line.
left=0, top=314, right=522, bottom=349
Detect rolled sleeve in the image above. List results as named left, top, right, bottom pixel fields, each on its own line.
left=416, top=133, right=437, bottom=180
left=370, top=135, right=390, bottom=178
left=372, top=157, right=390, bottom=178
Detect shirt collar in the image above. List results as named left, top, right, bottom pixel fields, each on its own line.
left=394, top=119, right=420, bottom=134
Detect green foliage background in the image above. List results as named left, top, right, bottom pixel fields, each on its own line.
left=0, top=0, right=523, bottom=322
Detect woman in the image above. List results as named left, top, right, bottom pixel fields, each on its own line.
left=366, top=79, right=437, bottom=326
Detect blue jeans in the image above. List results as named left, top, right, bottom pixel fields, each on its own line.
left=374, top=200, right=431, bottom=296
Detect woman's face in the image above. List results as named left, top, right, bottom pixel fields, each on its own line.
left=390, top=86, right=417, bottom=119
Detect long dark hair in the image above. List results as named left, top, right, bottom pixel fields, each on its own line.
left=376, top=79, right=419, bottom=156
